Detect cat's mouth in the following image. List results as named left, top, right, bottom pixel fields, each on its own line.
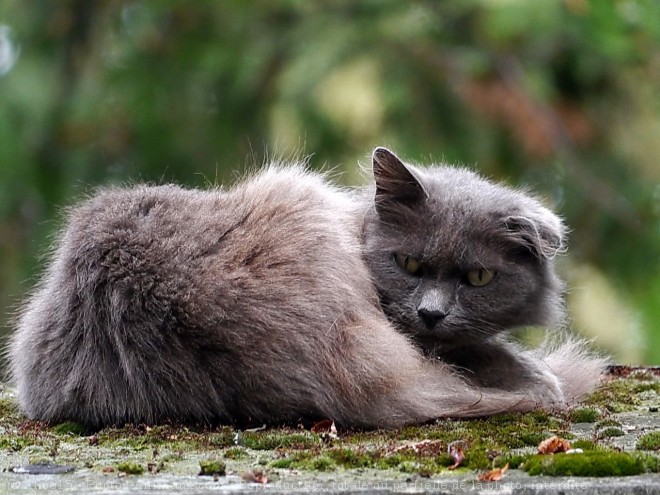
left=413, top=313, right=502, bottom=343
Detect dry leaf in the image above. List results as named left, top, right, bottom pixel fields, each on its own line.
left=477, top=463, right=509, bottom=482
left=538, top=435, right=571, bottom=454
left=242, top=468, right=268, bottom=484
left=147, top=461, right=163, bottom=473
left=447, top=442, right=464, bottom=470
left=310, top=419, right=333, bottom=433
left=310, top=419, right=338, bottom=440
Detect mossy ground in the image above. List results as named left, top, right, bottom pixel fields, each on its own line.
left=116, top=461, right=146, bottom=475
left=198, top=458, right=226, bottom=476
left=0, top=371, right=658, bottom=481
left=637, top=431, right=660, bottom=451
left=521, top=450, right=658, bottom=477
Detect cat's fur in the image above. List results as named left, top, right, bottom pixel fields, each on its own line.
left=7, top=148, right=606, bottom=429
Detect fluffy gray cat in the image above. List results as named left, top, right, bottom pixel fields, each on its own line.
left=8, top=148, right=606, bottom=429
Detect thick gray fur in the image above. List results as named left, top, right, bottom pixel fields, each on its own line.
left=7, top=148, right=607, bottom=429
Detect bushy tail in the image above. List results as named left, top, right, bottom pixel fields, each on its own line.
left=536, top=334, right=610, bottom=404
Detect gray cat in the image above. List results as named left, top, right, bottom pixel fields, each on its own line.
left=7, top=148, right=606, bottom=429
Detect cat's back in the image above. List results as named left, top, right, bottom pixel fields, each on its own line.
left=62, top=165, right=361, bottom=286
left=10, top=164, right=377, bottom=426
left=41, top=164, right=371, bottom=334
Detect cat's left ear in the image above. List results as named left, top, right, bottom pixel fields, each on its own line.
left=503, top=207, right=566, bottom=260
left=372, top=147, right=428, bottom=216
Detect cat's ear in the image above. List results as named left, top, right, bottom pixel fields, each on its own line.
left=372, top=147, right=428, bottom=215
left=503, top=207, right=566, bottom=260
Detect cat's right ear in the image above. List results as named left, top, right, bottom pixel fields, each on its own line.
left=372, top=147, right=428, bottom=216
left=503, top=208, right=566, bottom=260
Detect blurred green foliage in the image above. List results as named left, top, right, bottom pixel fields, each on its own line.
left=0, top=0, right=658, bottom=363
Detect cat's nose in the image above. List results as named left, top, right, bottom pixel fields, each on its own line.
left=418, top=308, right=447, bottom=328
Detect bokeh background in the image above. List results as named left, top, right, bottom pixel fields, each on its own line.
left=0, top=0, right=658, bottom=366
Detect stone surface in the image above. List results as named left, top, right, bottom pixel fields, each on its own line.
left=1, top=368, right=658, bottom=494
left=1, top=469, right=659, bottom=494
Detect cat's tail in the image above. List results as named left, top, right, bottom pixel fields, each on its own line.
left=537, top=334, right=610, bottom=404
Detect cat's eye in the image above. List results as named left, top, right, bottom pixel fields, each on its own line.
left=394, top=253, right=422, bottom=276
left=466, top=268, right=495, bottom=287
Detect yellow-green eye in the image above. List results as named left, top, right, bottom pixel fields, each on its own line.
left=394, top=253, right=422, bottom=276
left=466, top=268, right=495, bottom=287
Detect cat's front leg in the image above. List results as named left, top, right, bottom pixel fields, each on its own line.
left=435, top=338, right=565, bottom=408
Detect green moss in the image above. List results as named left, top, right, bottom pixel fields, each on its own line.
left=0, top=437, right=35, bottom=451
left=371, top=411, right=560, bottom=447
left=116, top=462, right=145, bottom=475
left=270, top=457, right=296, bottom=469
left=463, top=447, right=492, bottom=470
left=633, top=382, right=660, bottom=393
left=397, top=461, right=420, bottom=473
left=569, top=408, right=600, bottom=423
left=642, top=453, right=660, bottom=472
left=271, top=446, right=450, bottom=475
left=522, top=451, right=657, bottom=477
left=435, top=453, right=454, bottom=467
left=51, top=421, right=89, bottom=436
left=0, top=377, right=656, bottom=480
left=626, top=370, right=658, bottom=381
left=93, top=424, right=238, bottom=453
left=208, top=428, right=236, bottom=448
left=224, top=446, right=248, bottom=459
left=378, top=453, right=408, bottom=469
left=265, top=409, right=572, bottom=474
left=327, top=448, right=374, bottom=469
left=519, top=432, right=546, bottom=446
left=598, top=428, right=625, bottom=439
left=571, top=439, right=597, bottom=450
left=637, top=431, right=660, bottom=451
left=584, top=378, right=659, bottom=413
left=199, top=459, right=226, bottom=476
left=239, top=430, right=318, bottom=450
left=307, top=456, right=336, bottom=471
left=0, top=397, right=21, bottom=420
left=596, top=419, right=623, bottom=429
left=494, top=453, right=527, bottom=469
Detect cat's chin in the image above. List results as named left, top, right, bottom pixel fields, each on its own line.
left=409, top=329, right=499, bottom=355
left=413, top=316, right=501, bottom=340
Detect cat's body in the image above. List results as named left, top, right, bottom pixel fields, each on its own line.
left=8, top=149, right=606, bottom=428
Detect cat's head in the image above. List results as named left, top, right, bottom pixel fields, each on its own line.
left=362, top=148, right=566, bottom=349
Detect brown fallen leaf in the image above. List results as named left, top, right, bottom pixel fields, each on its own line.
left=538, top=435, right=571, bottom=454
left=310, top=419, right=333, bottom=432
left=477, top=463, right=509, bottom=482
left=242, top=468, right=268, bottom=484
left=310, top=419, right=338, bottom=441
left=447, top=442, right=464, bottom=470
left=147, top=461, right=163, bottom=473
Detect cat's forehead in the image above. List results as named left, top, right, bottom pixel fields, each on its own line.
left=409, top=166, right=538, bottom=260
left=416, top=166, right=517, bottom=211
left=411, top=166, right=524, bottom=229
